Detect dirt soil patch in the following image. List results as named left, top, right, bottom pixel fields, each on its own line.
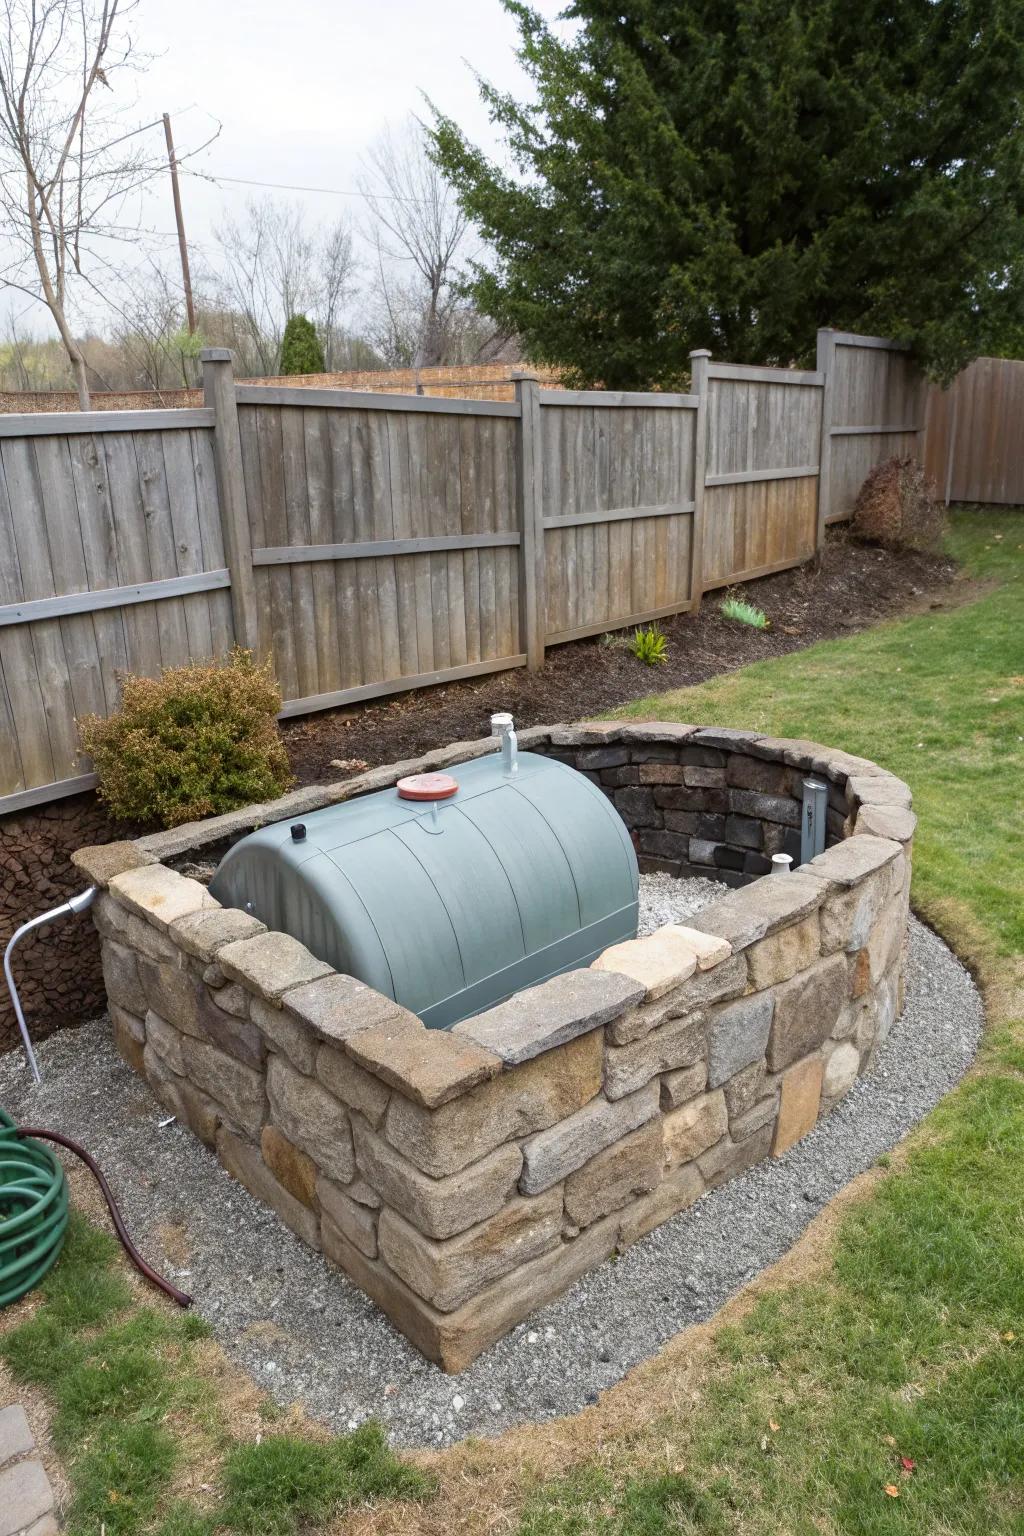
left=281, top=531, right=958, bottom=785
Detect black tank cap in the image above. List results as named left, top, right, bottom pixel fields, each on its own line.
left=291, top=823, right=307, bottom=842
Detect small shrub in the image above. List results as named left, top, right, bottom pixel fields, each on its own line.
left=852, top=456, right=947, bottom=553
left=630, top=624, right=668, bottom=665
left=79, top=651, right=293, bottom=829
left=720, top=595, right=769, bottom=628
left=279, top=314, right=325, bottom=375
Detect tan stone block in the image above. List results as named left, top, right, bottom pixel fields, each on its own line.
left=854, top=804, right=917, bottom=847
left=592, top=926, right=700, bottom=999
left=383, top=1030, right=603, bottom=1178
left=251, top=997, right=318, bottom=1074
left=345, top=1023, right=500, bottom=1109
left=767, top=953, right=848, bottom=1071
left=217, top=1127, right=320, bottom=1249
left=659, top=1061, right=707, bottom=1110
left=283, top=973, right=419, bottom=1045
left=865, top=897, right=903, bottom=983
left=604, top=1013, right=705, bottom=1100
left=772, top=1056, right=824, bottom=1155
left=217, top=931, right=332, bottom=1004
left=378, top=1189, right=564, bottom=1310
left=169, top=907, right=266, bottom=963
left=320, top=1186, right=380, bottom=1260
left=520, top=1082, right=659, bottom=1195
left=72, top=839, right=155, bottom=887
left=108, top=864, right=217, bottom=931
left=261, top=1124, right=319, bottom=1208
left=111, top=1006, right=146, bottom=1074
left=323, top=1212, right=619, bottom=1372
left=822, top=1040, right=860, bottom=1098
left=745, top=913, right=820, bottom=989
left=145, top=1009, right=187, bottom=1075
left=617, top=1160, right=705, bottom=1248
left=267, top=1055, right=354, bottom=1182
left=609, top=952, right=747, bottom=1045
left=564, top=1118, right=663, bottom=1229
left=101, top=939, right=147, bottom=1016
left=138, top=956, right=264, bottom=1066
left=352, top=1117, right=522, bottom=1240
left=818, top=872, right=888, bottom=955
left=663, top=1090, right=727, bottom=1168
left=699, top=1122, right=774, bottom=1186
left=182, top=1033, right=266, bottom=1136
left=317, top=1044, right=391, bottom=1129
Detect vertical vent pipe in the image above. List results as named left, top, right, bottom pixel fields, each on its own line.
left=800, top=778, right=828, bottom=865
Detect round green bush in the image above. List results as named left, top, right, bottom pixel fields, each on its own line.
left=79, top=651, right=293, bottom=829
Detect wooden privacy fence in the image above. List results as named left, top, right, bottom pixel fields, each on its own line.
left=0, top=330, right=920, bottom=816
left=923, top=356, right=1024, bottom=506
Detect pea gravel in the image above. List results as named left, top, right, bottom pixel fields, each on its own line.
left=0, top=882, right=981, bottom=1450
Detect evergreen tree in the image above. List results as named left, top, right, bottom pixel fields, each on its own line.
left=279, top=314, right=325, bottom=375
left=430, top=0, right=1024, bottom=386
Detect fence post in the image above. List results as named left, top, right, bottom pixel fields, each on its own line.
left=815, top=328, right=837, bottom=547
left=512, top=370, right=546, bottom=670
left=688, top=349, right=711, bottom=612
left=201, top=348, right=259, bottom=654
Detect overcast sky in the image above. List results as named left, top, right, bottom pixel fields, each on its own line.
left=5, top=0, right=571, bottom=337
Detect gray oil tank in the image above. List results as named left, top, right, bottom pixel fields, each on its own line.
left=208, top=749, right=639, bottom=1030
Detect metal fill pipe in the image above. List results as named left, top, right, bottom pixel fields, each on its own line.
left=3, top=887, right=96, bottom=1084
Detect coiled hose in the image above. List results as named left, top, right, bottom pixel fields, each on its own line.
left=0, top=1108, right=69, bottom=1305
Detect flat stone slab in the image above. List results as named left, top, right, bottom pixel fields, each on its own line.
left=690, top=873, right=826, bottom=951
left=345, top=1025, right=501, bottom=1109
left=453, top=969, right=643, bottom=1065
left=216, top=932, right=333, bottom=1004
left=803, top=834, right=901, bottom=888
left=71, top=839, right=156, bottom=887
left=108, top=864, right=217, bottom=931
left=0, top=1405, right=33, bottom=1465
left=284, top=973, right=418, bottom=1044
left=0, top=1460, right=52, bottom=1536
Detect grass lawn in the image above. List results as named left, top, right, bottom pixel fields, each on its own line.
left=2, top=507, right=1022, bottom=1536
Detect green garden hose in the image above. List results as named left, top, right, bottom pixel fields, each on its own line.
left=0, top=1107, right=69, bottom=1306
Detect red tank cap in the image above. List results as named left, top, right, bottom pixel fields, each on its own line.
left=396, top=772, right=459, bottom=802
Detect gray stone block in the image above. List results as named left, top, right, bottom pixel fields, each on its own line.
left=520, top=1081, right=659, bottom=1194
left=707, top=993, right=774, bottom=1087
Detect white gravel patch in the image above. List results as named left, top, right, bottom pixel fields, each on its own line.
left=0, top=879, right=981, bottom=1450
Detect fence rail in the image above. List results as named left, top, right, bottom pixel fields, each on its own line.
left=0, top=329, right=927, bottom=816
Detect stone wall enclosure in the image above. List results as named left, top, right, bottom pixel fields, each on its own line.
left=74, top=721, right=915, bottom=1372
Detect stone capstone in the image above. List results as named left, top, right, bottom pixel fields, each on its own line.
left=283, top=972, right=419, bottom=1045
left=453, top=968, right=643, bottom=1065
left=168, top=906, right=266, bottom=963
left=216, top=931, right=333, bottom=1004
left=71, top=839, right=156, bottom=887
left=108, top=864, right=217, bottom=931
left=345, top=1021, right=500, bottom=1108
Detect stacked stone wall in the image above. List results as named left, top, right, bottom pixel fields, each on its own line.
left=74, top=721, right=916, bottom=1371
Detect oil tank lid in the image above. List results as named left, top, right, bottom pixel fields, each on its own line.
left=396, top=771, right=459, bottom=802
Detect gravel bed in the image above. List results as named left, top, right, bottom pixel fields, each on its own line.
left=0, top=881, right=981, bottom=1450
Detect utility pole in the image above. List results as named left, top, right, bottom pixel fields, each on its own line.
left=163, top=112, right=197, bottom=334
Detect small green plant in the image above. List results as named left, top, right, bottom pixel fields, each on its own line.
left=79, top=649, right=293, bottom=828
left=629, top=624, right=669, bottom=665
left=720, top=595, right=769, bottom=629
left=279, top=314, right=325, bottom=375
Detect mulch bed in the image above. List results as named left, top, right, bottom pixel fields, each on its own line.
left=281, top=530, right=958, bottom=786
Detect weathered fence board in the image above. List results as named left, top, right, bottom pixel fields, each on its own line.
left=539, top=395, right=699, bottom=644
left=817, top=332, right=926, bottom=527
left=0, top=331, right=927, bottom=815
left=701, top=367, right=822, bottom=587
left=923, top=356, right=1024, bottom=505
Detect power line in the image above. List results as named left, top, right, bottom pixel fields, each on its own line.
left=183, top=167, right=433, bottom=206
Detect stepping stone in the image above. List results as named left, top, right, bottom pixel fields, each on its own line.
left=0, top=1406, right=34, bottom=1467
left=0, top=1459, right=53, bottom=1536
